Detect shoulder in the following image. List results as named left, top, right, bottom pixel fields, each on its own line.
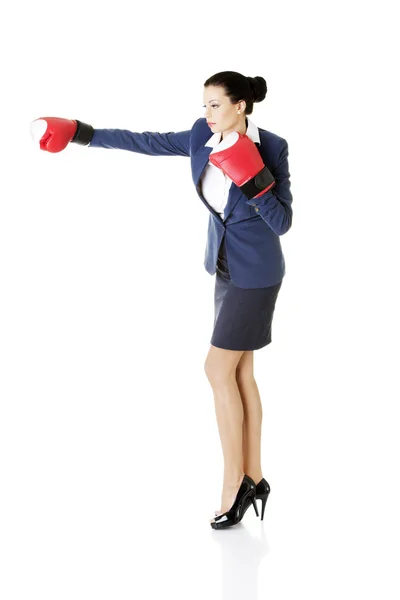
left=190, top=117, right=210, bottom=136
left=189, top=117, right=213, bottom=152
left=258, top=126, right=287, bottom=148
left=257, top=126, right=289, bottom=167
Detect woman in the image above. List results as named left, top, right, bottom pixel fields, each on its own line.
left=31, top=70, right=293, bottom=530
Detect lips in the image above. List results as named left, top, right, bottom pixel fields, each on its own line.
left=208, top=122, right=215, bottom=126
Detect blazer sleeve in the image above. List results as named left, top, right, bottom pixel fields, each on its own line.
left=88, top=126, right=191, bottom=157
left=244, top=139, right=293, bottom=236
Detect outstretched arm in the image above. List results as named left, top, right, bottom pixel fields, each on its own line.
left=30, top=117, right=193, bottom=157
left=88, top=126, right=191, bottom=157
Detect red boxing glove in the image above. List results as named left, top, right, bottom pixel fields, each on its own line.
left=209, top=132, right=275, bottom=200
left=30, top=117, right=78, bottom=153
left=30, top=117, right=94, bottom=153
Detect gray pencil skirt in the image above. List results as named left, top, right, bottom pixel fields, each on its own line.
left=210, top=235, right=283, bottom=351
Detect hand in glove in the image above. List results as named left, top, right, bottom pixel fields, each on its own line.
left=209, top=132, right=275, bottom=200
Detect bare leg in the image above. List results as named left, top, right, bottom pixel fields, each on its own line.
left=205, top=345, right=246, bottom=519
left=238, top=378, right=263, bottom=485
left=236, top=351, right=263, bottom=485
left=213, top=374, right=245, bottom=486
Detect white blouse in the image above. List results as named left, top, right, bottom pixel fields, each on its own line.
left=199, top=117, right=261, bottom=221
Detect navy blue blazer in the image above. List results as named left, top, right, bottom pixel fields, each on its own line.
left=88, top=117, right=293, bottom=288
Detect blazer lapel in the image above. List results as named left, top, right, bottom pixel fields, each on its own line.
left=193, top=146, right=222, bottom=220
left=223, top=183, right=242, bottom=221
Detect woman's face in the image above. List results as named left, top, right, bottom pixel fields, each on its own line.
left=202, top=85, right=246, bottom=137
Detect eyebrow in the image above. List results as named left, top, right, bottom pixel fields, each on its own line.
left=203, top=99, right=219, bottom=103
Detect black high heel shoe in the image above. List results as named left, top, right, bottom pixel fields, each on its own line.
left=210, top=474, right=257, bottom=530
left=214, top=477, right=271, bottom=520
left=255, top=477, right=271, bottom=521
left=233, top=477, right=271, bottom=520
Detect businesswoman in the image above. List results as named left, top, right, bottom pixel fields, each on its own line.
left=31, top=70, right=293, bottom=530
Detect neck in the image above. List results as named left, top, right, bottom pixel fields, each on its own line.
left=222, top=117, right=248, bottom=141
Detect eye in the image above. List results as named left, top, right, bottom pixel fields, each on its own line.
left=202, top=104, right=219, bottom=109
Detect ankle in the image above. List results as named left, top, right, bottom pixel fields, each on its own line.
left=246, top=472, right=263, bottom=485
left=223, top=471, right=245, bottom=488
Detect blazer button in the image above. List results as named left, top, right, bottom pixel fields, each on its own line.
left=255, top=207, right=259, bottom=212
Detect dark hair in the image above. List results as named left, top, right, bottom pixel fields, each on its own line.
left=203, top=71, right=267, bottom=115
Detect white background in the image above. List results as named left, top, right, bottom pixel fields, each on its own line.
left=1, top=0, right=399, bottom=598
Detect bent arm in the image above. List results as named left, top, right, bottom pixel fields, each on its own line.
left=244, top=139, right=293, bottom=236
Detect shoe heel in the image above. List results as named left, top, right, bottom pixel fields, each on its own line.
left=251, top=496, right=259, bottom=517
left=255, top=478, right=271, bottom=521
left=259, top=492, right=269, bottom=521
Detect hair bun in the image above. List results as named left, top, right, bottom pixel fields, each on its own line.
left=247, top=76, right=267, bottom=103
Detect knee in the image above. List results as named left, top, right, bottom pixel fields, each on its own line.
left=236, top=371, right=256, bottom=388
left=204, top=358, right=215, bottom=381
left=236, top=351, right=255, bottom=387
left=236, top=366, right=255, bottom=386
left=204, top=359, right=227, bottom=386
